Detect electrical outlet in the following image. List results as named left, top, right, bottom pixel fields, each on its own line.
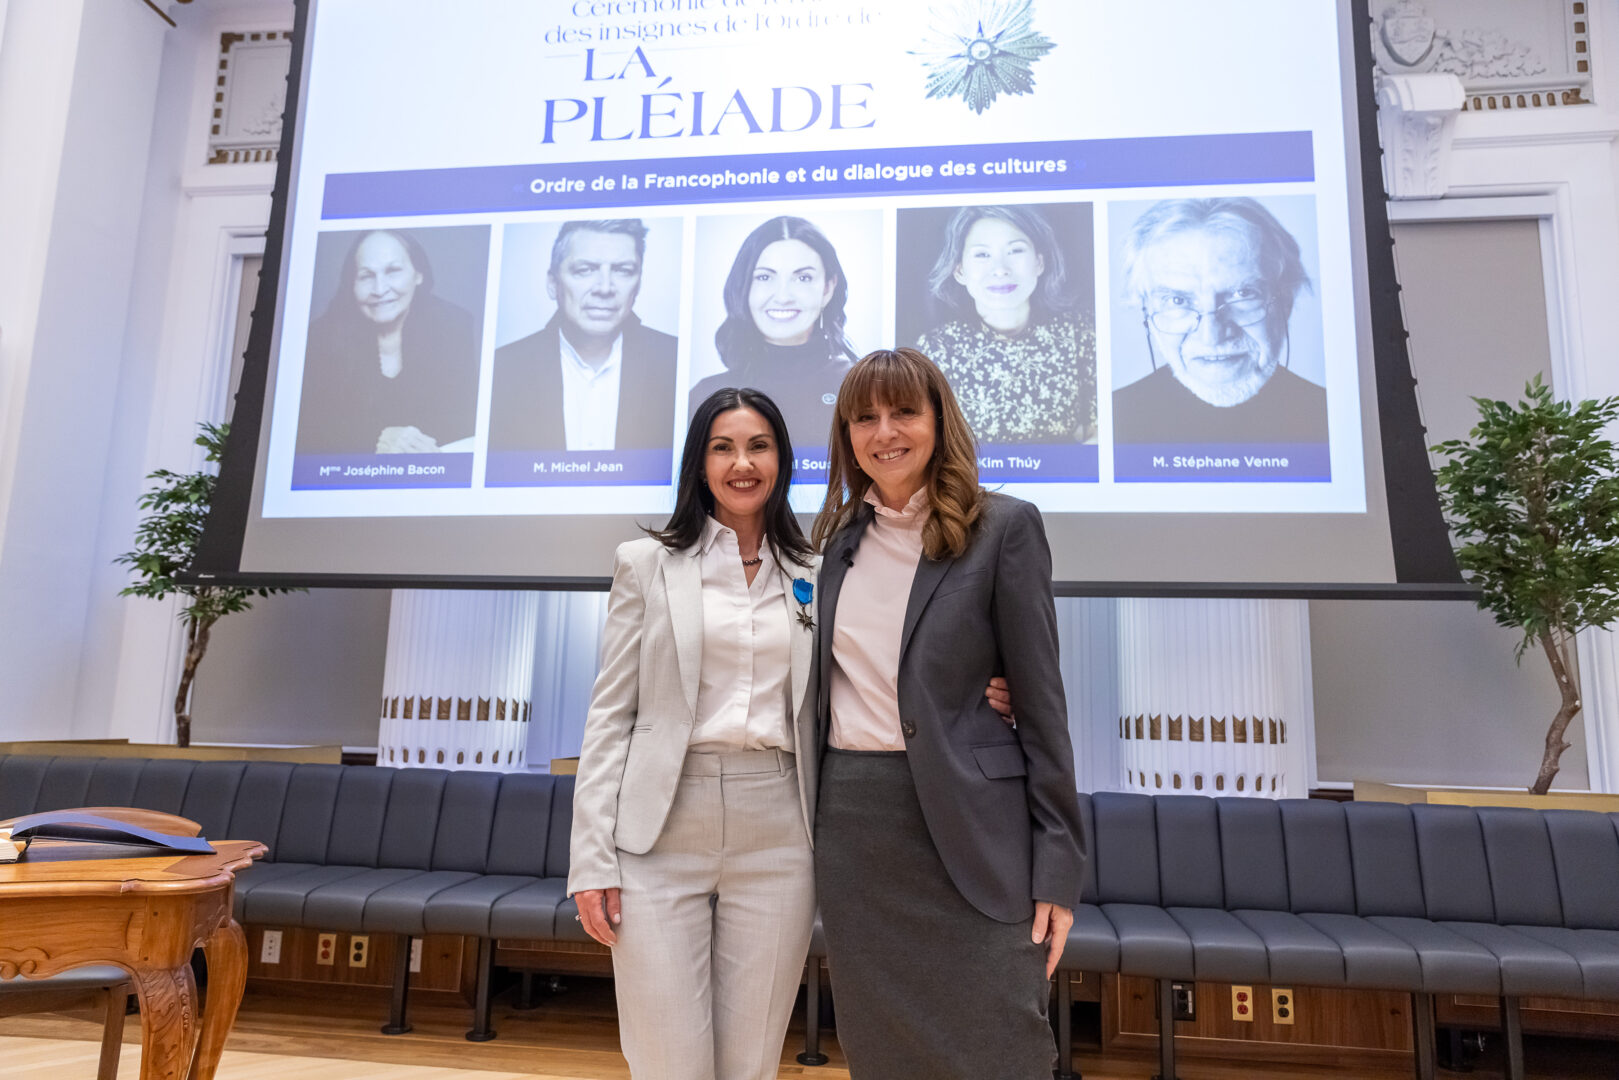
left=259, top=929, right=283, bottom=965
left=1170, top=981, right=1195, bottom=1021
left=1272, top=987, right=1295, bottom=1025
left=316, top=932, right=336, bottom=966
left=409, top=938, right=423, bottom=974
left=349, top=934, right=370, bottom=968
left=1231, top=984, right=1253, bottom=1022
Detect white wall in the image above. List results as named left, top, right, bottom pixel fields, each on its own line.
left=0, top=0, right=167, bottom=740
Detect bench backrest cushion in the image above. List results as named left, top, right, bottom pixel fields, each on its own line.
left=1091, top=792, right=1160, bottom=905
left=1412, top=804, right=1496, bottom=923
left=1545, top=809, right=1619, bottom=930
left=1478, top=807, right=1563, bottom=927
left=1344, top=802, right=1427, bottom=918
left=1218, top=798, right=1290, bottom=911
left=1155, top=796, right=1224, bottom=908
left=1279, top=799, right=1355, bottom=915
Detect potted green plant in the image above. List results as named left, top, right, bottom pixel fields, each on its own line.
left=115, top=422, right=299, bottom=747
left=1431, top=376, right=1619, bottom=794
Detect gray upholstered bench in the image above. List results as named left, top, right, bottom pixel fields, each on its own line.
left=0, top=754, right=580, bottom=1041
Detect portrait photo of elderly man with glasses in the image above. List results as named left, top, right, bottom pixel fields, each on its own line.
left=1110, top=196, right=1329, bottom=449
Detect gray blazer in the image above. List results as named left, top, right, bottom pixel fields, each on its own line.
left=815, top=491, right=1087, bottom=923
left=568, top=537, right=821, bottom=895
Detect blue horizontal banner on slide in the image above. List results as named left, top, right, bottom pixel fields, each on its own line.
left=486, top=448, right=672, bottom=487
left=292, top=453, right=473, bottom=489
left=979, top=443, right=1099, bottom=484
left=322, top=132, right=1313, bottom=218
left=1114, top=443, right=1330, bottom=482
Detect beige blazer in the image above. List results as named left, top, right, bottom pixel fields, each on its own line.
left=568, top=536, right=821, bottom=895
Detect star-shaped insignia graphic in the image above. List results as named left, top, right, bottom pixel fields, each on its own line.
left=911, top=0, right=1055, bottom=115
left=796, top=608, right=816, bottom=631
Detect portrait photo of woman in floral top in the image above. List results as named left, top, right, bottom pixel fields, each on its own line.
left=903, top=203, right=1097, bottom=446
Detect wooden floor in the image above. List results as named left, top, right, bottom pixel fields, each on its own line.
left=3, top=977, right=1617, bottom=1079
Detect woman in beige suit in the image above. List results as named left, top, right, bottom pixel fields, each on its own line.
left=568, top=387, right=819, bottom=1080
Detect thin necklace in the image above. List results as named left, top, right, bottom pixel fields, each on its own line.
left=741, top=554, right=763, bottom=567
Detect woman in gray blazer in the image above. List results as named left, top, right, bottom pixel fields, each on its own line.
left=810, top=347, right=1088, bottom=1079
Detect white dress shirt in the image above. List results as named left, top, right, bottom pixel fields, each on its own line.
left=829, top=487, right=929, bottom=751
left=559, top=329, right=623, bottom=451
left=688, top=516, right=793, bottom=753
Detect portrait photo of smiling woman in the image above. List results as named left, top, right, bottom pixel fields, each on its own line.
left=897, top=202, right=1096, bottom=446
left=1109, top=195, right=1328, bottom=447
left=688, top=212, right=881, bottom=454
left=294, top=226, right=488, bottom=457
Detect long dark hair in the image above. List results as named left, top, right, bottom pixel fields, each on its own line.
left=715, top=216, right=857, bottom=372
left=925, top=205, right=1073, bottom=322
left=322, top=228, right=436, bottom=326
left=648, top=387, right=814, bottom=568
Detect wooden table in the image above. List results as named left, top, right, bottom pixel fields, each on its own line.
left=0, top=837, right=265, bottom=1079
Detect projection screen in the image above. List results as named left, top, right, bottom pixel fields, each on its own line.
left=197, top=0, right=1461, bottom=593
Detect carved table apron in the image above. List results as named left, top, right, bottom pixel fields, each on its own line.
left=0, top=839, right=265, bottom=1080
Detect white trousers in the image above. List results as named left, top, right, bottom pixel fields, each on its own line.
left=612, top=748, right=817, bottom=1080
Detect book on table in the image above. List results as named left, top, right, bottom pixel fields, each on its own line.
left=0, top=810, right=215, bottom=863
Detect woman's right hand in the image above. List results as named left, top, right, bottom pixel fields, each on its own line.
left=575, top=887, right=622, bottom=947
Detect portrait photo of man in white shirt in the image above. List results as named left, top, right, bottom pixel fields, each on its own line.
left=489, top=219, right=679, bottom=454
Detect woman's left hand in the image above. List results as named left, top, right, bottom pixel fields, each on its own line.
left=1032, top=901, right=1073, bottom=979
left=985, top=676, right=1014, bottom=724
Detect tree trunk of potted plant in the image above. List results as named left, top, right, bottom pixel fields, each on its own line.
left=171, top=612, right=219, bottom=749
left=1532, top=627, right=1581, bottom=796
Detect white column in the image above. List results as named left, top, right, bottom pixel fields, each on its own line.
left=1116, top=598, right=1314, bottom=798
left=378, top=591, right=541, bottom=771
left=1054, top=596, right=1120, bottom=794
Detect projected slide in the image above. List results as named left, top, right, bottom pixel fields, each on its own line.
left=228, top=0, right=1419, bottom=584
left=257, top=0, right=1365, bottom=520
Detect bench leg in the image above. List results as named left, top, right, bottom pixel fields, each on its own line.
left=1411, top=992, right=1436, bottom=1080
left=1053, top=973, right=1078, bottom=1080
left=381, top=933, right=414, bottom=1035
left=796, top=960, right=829, bottom=1066
left=96, top=986, right=129, bottom=1080
left=466, top=937, right=497, bottom=1042
left=1152, top=978, right=1177, bottom=1080
left=1500, top=996, right=1524, bottom=1080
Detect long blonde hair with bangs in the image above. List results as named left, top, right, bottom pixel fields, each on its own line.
left=812, top=347, right=983, bottom=560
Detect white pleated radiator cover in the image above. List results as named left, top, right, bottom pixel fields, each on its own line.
left=377, top=590, right=541, bottom=771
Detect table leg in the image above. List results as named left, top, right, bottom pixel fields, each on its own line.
left=132, top=963, right=199, bottom=1080
left=189, top=919, right=247, bottom=1080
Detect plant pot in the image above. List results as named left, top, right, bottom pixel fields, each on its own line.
left=1353, top=780, right=1619, bottom=812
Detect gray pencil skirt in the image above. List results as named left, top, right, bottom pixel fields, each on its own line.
left=814, top=748, right=1055, bottom=1080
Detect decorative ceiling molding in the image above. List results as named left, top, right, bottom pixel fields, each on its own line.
left=208, top=30, right=292, bottom=165
left=1375, top=72, right=1466, bottom=200
left=1372, top=0, right=1592, bottom=112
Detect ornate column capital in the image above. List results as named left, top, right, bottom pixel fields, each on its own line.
left=1375, top=72, right=1465, bottom=200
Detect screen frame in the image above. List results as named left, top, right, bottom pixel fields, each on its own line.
left=190, top=0, right=1466, bottom=600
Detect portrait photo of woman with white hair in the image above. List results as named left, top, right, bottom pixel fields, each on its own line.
left=1110, top=195, right=1328, bottom=450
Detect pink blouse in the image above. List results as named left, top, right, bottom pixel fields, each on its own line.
left=828, top=487, right=928, bottom=751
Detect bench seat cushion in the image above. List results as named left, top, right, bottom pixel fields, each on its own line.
left=1367, top=916, right=1502, bottom=994
left=232, top=862, right=324, bottom=921
left=1233, top=910, right=1347, bottom=987
left=1166, top=907, right=1269, bottom=983
left=488, top=878, right=570, bottom=940
left=1101, top=903, right=1193, bottom=979
left=1441, top=922, right=1584, bottom=998
left=357, top=871, right=481, bottom=935
left=423, top=875, right=547, bottom=937
left=1508, top=926, right=1619, bottom=1001
left=303, top=868, right=428, bottom=929
left=553, top=893, right=594, bottom=944
left=241, top=865, right=373, bottom=925
left=0, top=966, right=130, bottom=992
left=1063, top=904, right=1119, bottom=972
left=1299, top=913, right=1422, bottom=991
